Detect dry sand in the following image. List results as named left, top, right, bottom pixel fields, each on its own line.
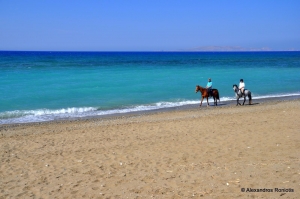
left=1, top=99, right=299, bottom=198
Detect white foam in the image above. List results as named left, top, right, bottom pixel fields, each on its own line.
left=252, top=93, right=300, bottom=99
left=0, top=107, right=97, bottom=124
left=1, top=93, right=299, bottom=125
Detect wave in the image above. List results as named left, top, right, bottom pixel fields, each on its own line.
left=251, top=93, right=300, bottom=99
left=1, top=93, right=300, bottom=125
left=0, top=107, right=97, bottom=124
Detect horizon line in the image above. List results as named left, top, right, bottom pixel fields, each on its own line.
left=1, top=50, right=300, bottom=53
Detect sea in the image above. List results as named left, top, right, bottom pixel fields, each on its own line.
left=1, top=51, right=300, bottom=125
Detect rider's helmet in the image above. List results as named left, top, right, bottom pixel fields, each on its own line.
left=240, top=79, right=243, bottom=82
left=208, top=78, right=211, bottom=81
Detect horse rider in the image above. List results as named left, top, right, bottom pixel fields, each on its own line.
left=239, top=79, right=245, bottom=94
left=206, top=78, right=212, bottom=96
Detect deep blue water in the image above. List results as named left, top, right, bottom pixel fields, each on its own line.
left=1, top=51, right=300, bottom=124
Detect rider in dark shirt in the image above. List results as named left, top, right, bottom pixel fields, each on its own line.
left=206, top=78, right=212, bottom=96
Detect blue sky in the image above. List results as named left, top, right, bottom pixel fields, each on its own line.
left=0, top=0, right=299, bottom=51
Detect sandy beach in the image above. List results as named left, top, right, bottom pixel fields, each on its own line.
left=1, top=99, right=299, bottom=198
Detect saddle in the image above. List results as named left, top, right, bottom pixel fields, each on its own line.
left=239, top=89, right=246, bottom=95
left=207, top=89, right=213, bottom=97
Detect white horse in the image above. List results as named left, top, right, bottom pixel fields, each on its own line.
left=233, top=84, right=252, bottom=105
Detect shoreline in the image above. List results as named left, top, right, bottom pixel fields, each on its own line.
left=1, top=97, right=299, bottom=198
left=1, top=95, right=300, bottom=128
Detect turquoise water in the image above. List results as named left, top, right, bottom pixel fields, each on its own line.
left=1, top=51, right=300, bottom=124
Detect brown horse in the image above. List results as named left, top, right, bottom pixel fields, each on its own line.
left=195, top=85, right=220, bottom=107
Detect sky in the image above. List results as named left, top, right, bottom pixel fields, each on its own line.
left=0, top=0, right=300, bottom=51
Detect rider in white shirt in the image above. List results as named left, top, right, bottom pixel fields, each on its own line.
left=239, top=79, right=245, bottom=94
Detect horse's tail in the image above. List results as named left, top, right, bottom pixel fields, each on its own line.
left=249, top=91, right=252, bottom=104
left=217, top=90, right=220, bottom=102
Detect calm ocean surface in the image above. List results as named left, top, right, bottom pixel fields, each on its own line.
left=1, top=51, right=300, bottom=124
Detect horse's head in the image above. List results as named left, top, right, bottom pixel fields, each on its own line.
left=233, top=84, right=238, bottom=92
left=195, top=85, right=200, bottom=93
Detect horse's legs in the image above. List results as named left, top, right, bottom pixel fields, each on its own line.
left=242, top=97, right=246, bottom=105
left=215, top=97, right=217, bottom=106
left=200, top=97, right=204, bottom=107
left=206, top=97, right=209, bottom=107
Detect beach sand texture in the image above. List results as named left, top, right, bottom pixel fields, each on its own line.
left=1, top=100, right=299, bottom=198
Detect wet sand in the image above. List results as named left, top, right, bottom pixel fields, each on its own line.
left=1, top=98, right=299, bottom=198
